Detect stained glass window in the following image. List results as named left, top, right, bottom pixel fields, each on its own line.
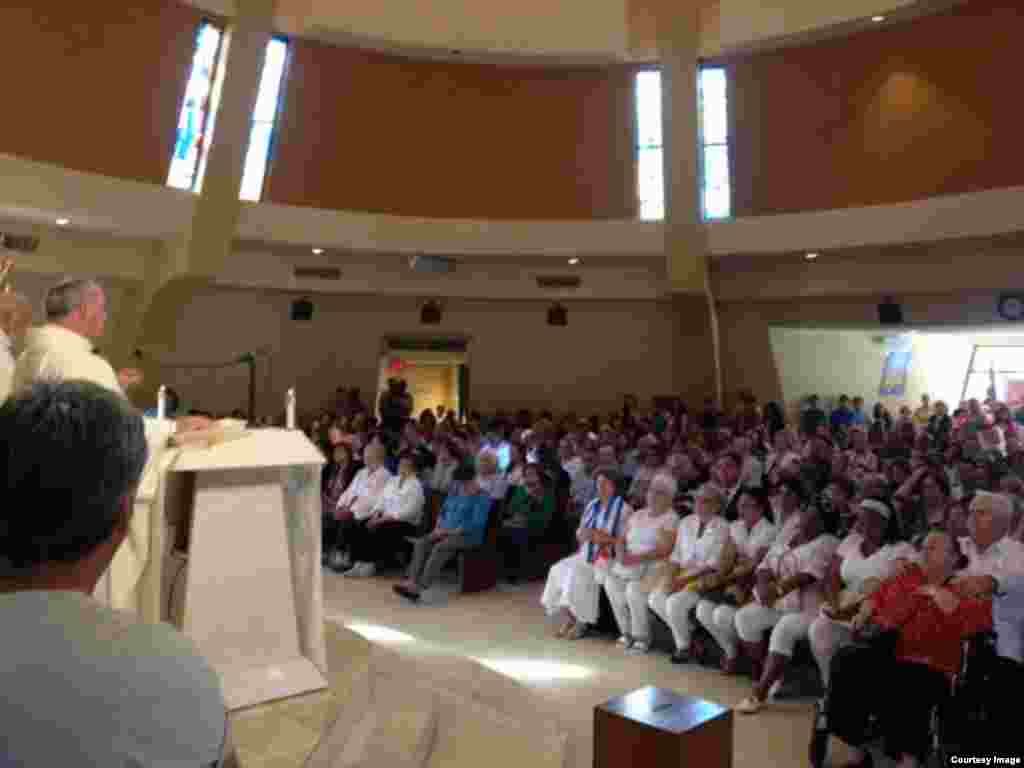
left=239, top=38, right=289, bottom=202
left=167, top=22, right=225, bottom=192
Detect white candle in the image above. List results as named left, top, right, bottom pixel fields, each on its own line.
left=157, top=385, right=167, bottom=421
left=286, top=388, right=296, bottom=430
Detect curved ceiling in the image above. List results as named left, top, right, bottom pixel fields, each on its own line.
left=187, top=0, right=960, bottom=62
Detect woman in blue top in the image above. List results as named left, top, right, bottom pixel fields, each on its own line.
left=394, top=462, right=492, bottom=603
left=541, top=468, right=632, bottom=640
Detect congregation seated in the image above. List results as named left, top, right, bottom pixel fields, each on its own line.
left=342, top=451, right=425, bottom=577
left=394, top=463, right=492, bottom=603
left=735, top=504, right=838, bottom=713
left=496, top=462, right=556, bottom=582
left=648, top=483, right=733, bottom=663
left=325, top=441, right=391, bottom=572
left=827, top=531, right=993, bottom=768
left=0, top=380, right=229, bottom=766
left=542, top=468, right=632, bottom=640
left=696, top=487, right=778, bottom=673
left=603, top=473, right=680, bottom=654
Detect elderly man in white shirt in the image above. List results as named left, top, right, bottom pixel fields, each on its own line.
left=952, top=491, right=1024, bottom=662
left=11, top=278, right=210, bottom=622
left=0, top=291, right=32, bottom=405
left=343, top=452, right=425, bottom=577
left=328, top=440, right=393, bottom=572
left=648, top=484, right=732, bottom=664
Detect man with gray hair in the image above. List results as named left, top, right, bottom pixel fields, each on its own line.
left=12, top=277, right=210, bottom=620
left=0, top=380, right=230, bottom=766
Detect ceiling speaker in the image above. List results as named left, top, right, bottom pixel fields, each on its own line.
left=877, top=298, right=903, bottom=325
left=421, top=301, right=442, bottom=325
left=547, top=303, right=568, bottom=327
left=409, top=255, right=456, bottom=274
left=290, top=297, right=314, bottom=322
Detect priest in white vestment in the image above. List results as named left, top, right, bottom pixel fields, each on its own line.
left=12, top=278, right=207, bottom=622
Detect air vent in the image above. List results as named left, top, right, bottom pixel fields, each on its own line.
left=293, top=266, right=341, bottom=280
left=0, top=233, right=40, bottom=253
left=536, top=275, right=582, bottom=290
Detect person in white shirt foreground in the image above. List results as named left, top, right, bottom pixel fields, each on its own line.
left=12, top=278, right=212, bottom=620
left=0, top=380, right=230, bottom=767
left=343, top=451, right=425, bottom=577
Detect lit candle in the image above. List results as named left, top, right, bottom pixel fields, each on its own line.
left=157, top=385, right=167, bottom=421
left=286, top=388, right=296, bottom=430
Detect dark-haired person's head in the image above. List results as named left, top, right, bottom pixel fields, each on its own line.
left=594, top=468, right=623, bottom=500
left=453, top=462, right=479, bottom=495
left=738, top=487, right=772, bottom=525
left=0, top=380, right=148, bottom=593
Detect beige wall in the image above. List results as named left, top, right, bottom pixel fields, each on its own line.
left=400, top=364, right=457, bottom=419
left=160, top=288, right=685, bottom=418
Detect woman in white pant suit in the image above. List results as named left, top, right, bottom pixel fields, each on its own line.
left=696, top=487, right=777, bottom=673
left=541, top=469, right=631, bottom=640
left=735, top=504, right=838, bottom=713
left=603, top=473, right=680, bottom=654
left=648, top=484, right=732, bottom=664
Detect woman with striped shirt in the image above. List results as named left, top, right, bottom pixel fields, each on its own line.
left=541, top=469, right=632, bottom=640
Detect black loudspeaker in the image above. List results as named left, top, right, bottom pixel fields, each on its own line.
left=547, top=303, right=568, bottom=327
left=878, top=299, right=903, bottom=325
left=291, top=297, right=314, bottom=322
left=421, top=301, right=442, bottom=325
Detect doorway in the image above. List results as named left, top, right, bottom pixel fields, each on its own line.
left=376, top=337, right=470, bottom=424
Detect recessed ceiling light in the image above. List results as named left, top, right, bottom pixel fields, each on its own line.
left=55, top=217, right=70, bottom=227
left=805, top=252, right=819, bottom=261
left=311, top=247, right=324, bottom=255
left=568, top=257, right=580, bottom=265
left=871, top=15, right=885, bottom=22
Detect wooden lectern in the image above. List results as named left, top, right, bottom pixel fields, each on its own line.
left=161, top=428, right=329, bottom=711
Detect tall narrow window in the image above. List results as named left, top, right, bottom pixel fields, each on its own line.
left=635, top=70, right=664, bottom=221
left=168, top=21, right=226, bottom=192
left=698, top=67, right=730, bottom=220
left=239, top=38, right=289, bottom=202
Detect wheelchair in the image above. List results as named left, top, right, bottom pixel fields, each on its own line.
left=808, top=630, right=1024, bottom=767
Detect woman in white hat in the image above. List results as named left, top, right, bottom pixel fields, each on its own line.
left=603, top=472, right=680, bottom=654
left=807, top=498, right=915, bottom=688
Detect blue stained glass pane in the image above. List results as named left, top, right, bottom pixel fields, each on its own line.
left=168, top=22, right=223, bottom=191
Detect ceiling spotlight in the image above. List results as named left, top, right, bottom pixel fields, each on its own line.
left=805, top=252, right=819, bottom=261
left=568, top=257, right=580, bottom=265
left=871, top=15, right=885, bottom=22
left=55, top=217, right=70, bottom=227
left=311, top=247, right=324, bottom=255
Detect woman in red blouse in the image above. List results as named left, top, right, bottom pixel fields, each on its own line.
left=834, top=530, right=992, bottom=768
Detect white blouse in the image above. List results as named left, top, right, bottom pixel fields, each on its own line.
left=762, top=534, right=838, bottom=614
left=836, top=532, right=915, bottom=593
left=626, top=509, right=680, bottom=556
left=959, top=535, right=1024, bottom=580
left=338, top=465, right=393, bottom=520
left=372, top=475, right=426, bottom=526
left=671, top=514, right=731, bottom=571
left=730, top=517, right=778, bottom=561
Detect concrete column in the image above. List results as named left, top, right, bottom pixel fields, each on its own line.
left=658, top=5, right=722, bottom=404
left=127, top=0, right=278, bottom=380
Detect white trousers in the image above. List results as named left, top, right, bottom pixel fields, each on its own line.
left=734, top=603, right=814, bottom=657
left=808, top=616, right=854, bottom=686
left=649, top=588, right=703, bottom=652
left=604, top=574, right=654, bottom=640
left=696, top=599, right=739, bottom=660
left=540, top=553, right=603, bottom=625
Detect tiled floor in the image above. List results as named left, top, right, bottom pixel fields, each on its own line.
left=231, top=571, right=868, bottom=767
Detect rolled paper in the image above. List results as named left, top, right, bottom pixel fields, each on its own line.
left=157, top=385, right=167, bottom=421
left=286, top=388, right=296, bottom=430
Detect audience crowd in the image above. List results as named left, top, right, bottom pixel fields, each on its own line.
left=311, top=385, right=1024, bottom=768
